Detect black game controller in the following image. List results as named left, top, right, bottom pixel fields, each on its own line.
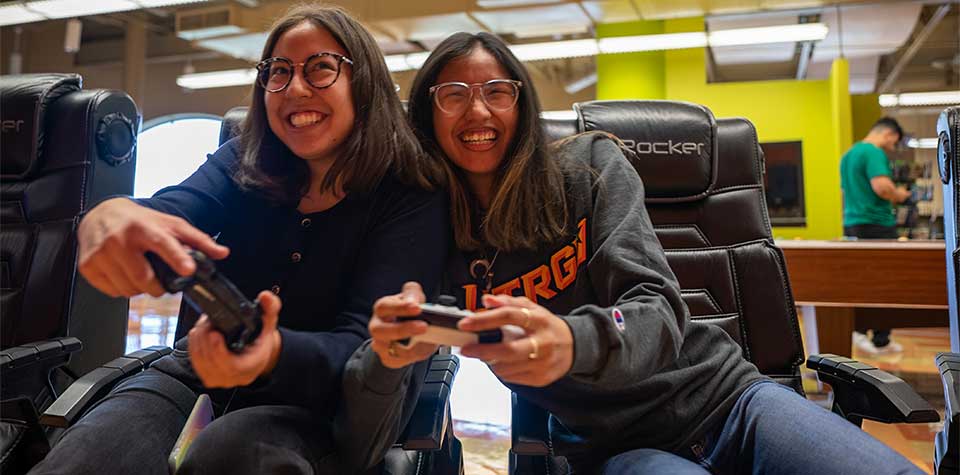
left=146, top=250, right=263, bottom=353
left=398, top=295, right=503, bottom=346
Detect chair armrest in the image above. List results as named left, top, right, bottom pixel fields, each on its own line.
left=399, top=354, right=459, bottom=451
left=40, top=346, right=172, bottom=428
left=1, top=337, right=82, bottom=374
left=510, top=393, right=551, bottom=456
left=806, top=353, right=940, bottom=427
left=935, top=352, right=959, bottom=475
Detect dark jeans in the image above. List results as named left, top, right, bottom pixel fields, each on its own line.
left=843, top=224, right=897, bottom=347
left=28, top=340, right=338, bottom=475
left=602, top=380, right=923, bottom=475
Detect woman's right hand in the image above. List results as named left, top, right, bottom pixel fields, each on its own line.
left=370, top=282, right=439, bottom=369
left=77, top=197, right=230, bottom=298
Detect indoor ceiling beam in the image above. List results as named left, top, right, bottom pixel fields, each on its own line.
left=877, top=2, right=951, bottom=93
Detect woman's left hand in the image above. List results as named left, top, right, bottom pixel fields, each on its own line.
left=188, top=290, right=283, bottom=388
left=458, top=294, right=574, bottom=387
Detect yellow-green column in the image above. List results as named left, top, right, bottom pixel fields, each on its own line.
left=827, top=57, right=852, bottom=237
left=596, top=21, right=666, bottom=100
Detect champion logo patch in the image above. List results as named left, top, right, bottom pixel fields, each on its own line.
left=611, top=308, right=625, bottom=332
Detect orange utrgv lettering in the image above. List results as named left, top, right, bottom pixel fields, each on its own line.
left=463, top=218, right=587, bottom=311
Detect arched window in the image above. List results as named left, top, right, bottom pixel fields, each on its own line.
left=135, top=113, right=223, bottom=198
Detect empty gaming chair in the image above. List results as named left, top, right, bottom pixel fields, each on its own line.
left=0, top=73, right=139, bottom=472
left=510, top=100, right=939, bottom=474
left=936, top=106, right=959, bottom=475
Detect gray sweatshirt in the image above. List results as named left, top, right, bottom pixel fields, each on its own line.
left=334, top=132, right=765, bottom=472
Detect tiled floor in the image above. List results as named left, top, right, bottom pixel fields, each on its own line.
left=126, top=295, right=951, bottom=474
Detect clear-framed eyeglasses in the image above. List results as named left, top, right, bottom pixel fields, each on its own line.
left=429, top=79, right=522, bottom=115
left=255, top=52, right=353, bottom=93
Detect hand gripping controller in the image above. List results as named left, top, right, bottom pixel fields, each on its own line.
left=146, top=250, right=263, bottom=352
left=398, top=295, right=503, bottom=346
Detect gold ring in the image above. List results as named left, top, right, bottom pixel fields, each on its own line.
left=521, top=308, right=532, bottom=329
left=528, top=336, right=539, bottom=360
left=388, top=341, right=399, bottom=357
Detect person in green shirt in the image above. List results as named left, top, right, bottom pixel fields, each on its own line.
left=840, top=116, right=912, bottom=354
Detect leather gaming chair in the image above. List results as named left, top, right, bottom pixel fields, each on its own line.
left=509, top=100, right=940, bottom=474
left=0, top=73, right=140, bottom=473
left=2, top=81, right=459, bottom=473
left=935, top=106, right=959, bottom=475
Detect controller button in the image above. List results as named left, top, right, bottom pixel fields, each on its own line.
left=271, top=285, right=281, bottom=295
left=300, top=218, right=312, bottom=228
left=291, top=252, right=303, bottom=263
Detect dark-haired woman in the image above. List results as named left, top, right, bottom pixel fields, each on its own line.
left=355, top=32, right=924, bottom=475
left=30, top=4, right=447, bottom=475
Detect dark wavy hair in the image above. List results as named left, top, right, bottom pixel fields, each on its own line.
left=407, top=32, right=567, bottom=252
left=234, top=3, right=433, bottom=204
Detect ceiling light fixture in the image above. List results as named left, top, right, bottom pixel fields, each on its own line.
left=179, top=22, right=831, bottom=87
left=176, top=68, right=257, bottom=89
left=382, top=22, right=828, bottom=72
left=0, top=0, right=211, bottom=26
left=906, top=138, right=939, bottom=149
left=879, top=90, right=960, bottom=107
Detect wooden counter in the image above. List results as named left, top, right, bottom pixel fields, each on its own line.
left=777, top=240, right=948, bottom=357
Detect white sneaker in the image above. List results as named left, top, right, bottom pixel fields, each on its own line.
left=873, top=340, right=903, bottom=355
left=853, top=331, right=879, bottom=355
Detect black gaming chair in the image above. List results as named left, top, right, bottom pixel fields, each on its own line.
left=3, top=83, right=459, bottom=473
left=509, top=100, right=940, bottom=474
left=0, top=73, right=140, bottom=473
left=935, top=106, right=959, bottom=475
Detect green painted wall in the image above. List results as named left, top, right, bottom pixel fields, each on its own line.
left=596, top=21, right=666, bottom=100
left=595, top=18, right=851, bottom=239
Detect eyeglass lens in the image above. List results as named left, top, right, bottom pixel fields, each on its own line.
left=259, top=54, right=343, bottom=92
left=435, top=81, right=519, bottom=114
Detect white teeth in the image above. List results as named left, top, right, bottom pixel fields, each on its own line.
left=461, top=130, right=497, bottom=143
left=290, top=112, right=322, bottom=128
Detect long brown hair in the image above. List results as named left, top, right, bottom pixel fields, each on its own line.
left=234, top=3, right=433, bottom=204
left=408, top=32, right=567, bottom=252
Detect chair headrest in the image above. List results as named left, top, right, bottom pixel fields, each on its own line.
left=1, top=74, right=83, bottom=180
left=574, top=100, right=718, bottom=202
left=939, top=106, right=958, bottom=186
left=542, top=116, right=578, bottom=143
left=219, top=106, right=249, bottom=146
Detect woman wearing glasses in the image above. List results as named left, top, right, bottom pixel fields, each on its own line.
left=31, top=5, right=447, bottom=475
left=357, top=32, right=924, bottom=475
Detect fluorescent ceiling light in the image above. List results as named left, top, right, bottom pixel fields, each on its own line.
left=0, top=4, right=46, bottom=26
left=177, top=68, right=256, bottom=89
left=906, top=138, right=938, bottom=149
left=540, top=110, right=578, bottom=120
left=24, top=0, right=140, bottom=19
left=879, top=90, right=960, bottom=107
left=1, top=0, right=210, bottom=25
left=135, top=0, right=210, bottom=6
left=184, top=21, right=832, bottom=85
left=599, top=32, right=707, bottom=54
left=708, top=23, right=828, bottom=47
left=476, top=0, right=563, bottom=7
left=510, top=38, right=597, bottom=61
left=564, top=72, right=597, bottom=94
